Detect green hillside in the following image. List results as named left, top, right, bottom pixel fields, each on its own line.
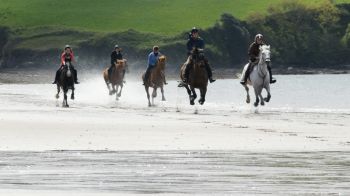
left=0, top=0, right=349, bottom=35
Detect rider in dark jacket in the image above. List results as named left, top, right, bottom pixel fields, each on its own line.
left=52, top=45, right=79, bottom=84
left=108, top=45, right=124, bottom=82
left=240, top=34, right=276, bottom=85
left=181, top=27, right=215, bottom=85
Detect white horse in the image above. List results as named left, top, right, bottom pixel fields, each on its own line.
left=241, top=45, right=271, bottom=107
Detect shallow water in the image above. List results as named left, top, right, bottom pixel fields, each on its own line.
left=0, top=150, right=349, bottom=194
left=0, top=74, right=349, bottom=113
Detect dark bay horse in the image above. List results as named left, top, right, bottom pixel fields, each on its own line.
left=56, top=62, right=75, bottom=107
left=142, top=55, right=166, bottom=107
left=103, top=59, right=127, bottom=100
left=180, top=48, right=208, bottom=105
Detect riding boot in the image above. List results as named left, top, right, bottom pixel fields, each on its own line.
left=143, top=66, right=152, bottom=85
left=122, top=69, right=126, bottom=83
left=107, top=65, right=113, bottom=82
left=73, top=69, right=79, bottom=84
left=205, top=61, right=216, bottom=83
left=52, top=69, right=60, bottom=84
left=240, top=63, right=252, bottom=85
left=267, top=65, right=276, bottom=84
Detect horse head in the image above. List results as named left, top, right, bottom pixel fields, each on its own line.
left=157, top=55, right=166, bottom=70
left=116, top=59, right=126, bottom=70
left=259, top=45, right=271, bottom=64
left=190, top=47, right=205, bottom=67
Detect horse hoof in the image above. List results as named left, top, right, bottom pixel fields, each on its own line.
left=254, top=102, right=259, bottom=107
left=55, top=94, right=59, bottom=99
left=118, top=93, right=121, bottom=97
left=71, top=96, right=75, bottom=100
left=162, top=98, right=166, bottom=101
left=198, top=99, right=205, bottom=105
left=109, top=92, right=113, bottom=96
left=264, top=96, right=271, bottom=102
left=246, top=99, right=250, bottom=104
left=261, top=102, right=265, bottom=106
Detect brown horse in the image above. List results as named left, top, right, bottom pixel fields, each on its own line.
left=103, top=59, right=127, bottom=100
left=180, top=48, right=208, bottom=105
left=142, top=55, right=166, bottom=106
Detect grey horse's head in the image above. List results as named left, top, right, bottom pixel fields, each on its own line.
left=259, top=45, right=271, bottom=63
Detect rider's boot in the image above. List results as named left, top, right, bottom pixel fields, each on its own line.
left=74, top=69, right=79, bottom=84
left=205, top=61, right=216, bottom=83
left=143, top=67, right=152, bottom=85
left=267, top=65, right=276, bottom=84
left=52, top=69, right=60, bottom=84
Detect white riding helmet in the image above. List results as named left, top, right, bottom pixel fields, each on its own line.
left=255, top=34, right=263, bottom=41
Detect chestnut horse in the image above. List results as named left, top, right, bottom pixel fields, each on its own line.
left=103, top=59, right=127, bottom=100
left=142, top=55, right=166, bottom=106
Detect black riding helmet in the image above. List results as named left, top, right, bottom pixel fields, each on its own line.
left=191, top=27, right=199, bottom=34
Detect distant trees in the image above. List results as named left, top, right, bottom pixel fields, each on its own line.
left=196, top=0, right=350, bottom=68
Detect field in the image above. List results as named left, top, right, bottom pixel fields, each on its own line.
left=0, top=0, right=349, bottom=35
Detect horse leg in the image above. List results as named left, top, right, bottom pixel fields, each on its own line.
left=198, top=87, right=207, bottom=105
left=244, top=84, right=250, bottom=104
left=63, top=89, right=69, bottom=107
left=56, top=84, right=60, bottom=99
left=190, top=87, right=197, bottom=105
left=106, top=82, right=113, bottom=95
left=152, top=87, right=157, bottom=98
left=117, top=84, right=123, bottom=98
left=152, top=87, right=157, bottom=105
left=161, top=86, right=166, bottom=101
left=112, top=84, right=116, bottom=94
left=71, top=88, right=75, bottom=100
left=263, top=85, right=271, bottom=102
left=145, top=86, right=151, bottom=107
left=253, top=88, right=259, bottom=107
left=258, top=88, right=265, bottom=106
left=184, top=85, right=194, bottom=105
left=115, top=85, right=119, bottom=100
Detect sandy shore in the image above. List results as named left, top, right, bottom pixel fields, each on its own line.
left=0, top=102, right=349, bottom=152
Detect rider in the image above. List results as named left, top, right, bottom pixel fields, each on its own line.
left=181, top=27, right=215, bottom=85
left=143, top=46, right=167, bottom=85
left=52, top=45, right=79, bottom=84
left=240, top=34, right=276, bottom=85
left=108, top=44, right=124, bottom=83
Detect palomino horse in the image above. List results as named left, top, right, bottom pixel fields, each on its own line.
left=142, top=55, right=166, bottom=107
left=103, top=59, right=127, bottom=100
left=179, top=48, right=208, bottom=105
left=56, top=62, right=75, bottom=107
left=241, top=45, right=271, bottom=107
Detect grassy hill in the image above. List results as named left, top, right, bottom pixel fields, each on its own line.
left=0, top=0, right=349, bottom=35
